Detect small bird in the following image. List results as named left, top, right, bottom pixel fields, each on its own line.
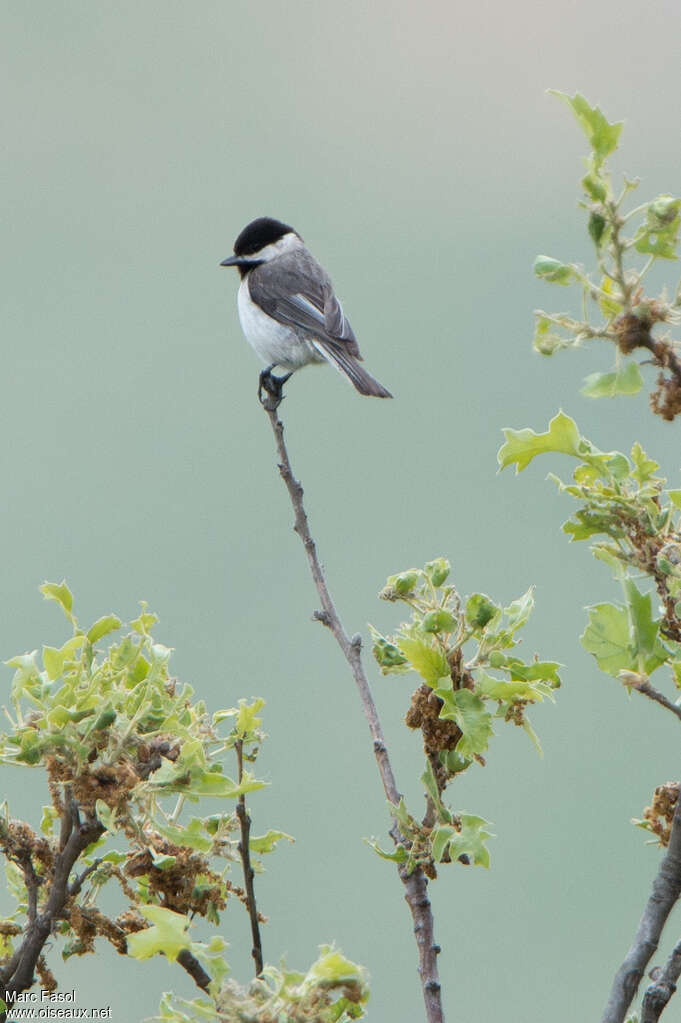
left=220, top=217, right=392, bottom=402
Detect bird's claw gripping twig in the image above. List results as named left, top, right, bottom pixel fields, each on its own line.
left=258, top=366, right=293, bottom=410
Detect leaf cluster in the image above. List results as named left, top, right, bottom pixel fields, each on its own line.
left=369, top=559, right=560, bottom=874
left=156, top=945, right=369, bottom=1023
left=533, top=92, right=681, bottom=419
left=0, top=584, right=324, bottom=1021
left=499, top=412, right=681, bottom=698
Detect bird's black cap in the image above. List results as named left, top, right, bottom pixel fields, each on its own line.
left=232, top=217, right=298, bottom=257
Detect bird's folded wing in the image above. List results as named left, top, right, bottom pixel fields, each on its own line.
left=248, top=265, right=361, bottom=357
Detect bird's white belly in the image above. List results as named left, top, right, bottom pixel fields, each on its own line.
left=237, top=279, right=322, bottom=369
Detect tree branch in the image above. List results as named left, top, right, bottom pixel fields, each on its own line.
left=640, top=937, right=681, bottom=1023
left=1, top=794, right=104, bottom=1016
left=601, top=788, right=681, bottom=1023
left=628, top=677, right=681, bottom=723
left=235, top=738, right=264, bottom=976
left=262, top=402, right=444, bottom=1023
left=176, top=948, right=211, bottom=992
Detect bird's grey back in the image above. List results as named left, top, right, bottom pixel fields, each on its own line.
left=247, top=248, right=361, bottom=358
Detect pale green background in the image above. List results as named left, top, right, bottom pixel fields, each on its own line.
left=2, top=2, right=681, bottom=1020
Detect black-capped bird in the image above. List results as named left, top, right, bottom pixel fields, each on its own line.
left=220, top=217, right=392, bottom=401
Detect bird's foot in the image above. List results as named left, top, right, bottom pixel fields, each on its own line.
left=258, top=366, right=292, bottom=410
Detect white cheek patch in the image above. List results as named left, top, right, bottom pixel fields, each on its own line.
left=251, top=232, right=302, bottom=262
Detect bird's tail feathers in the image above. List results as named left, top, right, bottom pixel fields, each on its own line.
left=313, top=340, right=393, bottom=398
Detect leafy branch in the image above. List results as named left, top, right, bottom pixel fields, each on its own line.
left=0, top=587, right=366, bottom=1023
left=499, top=409, right=681, bottom=1021
left=533, top=92, right=681, bottom=419
left=369, top=563, right=560, bottom=874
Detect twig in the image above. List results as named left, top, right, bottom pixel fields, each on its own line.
left=629, top=678, right=681, bottom=723
left=235, top=738, right=264, bottom=976
left=177, top=948, right=211, bottom=992
left=640, top=937, right=681, bottom=1022
left=601, top=789, right=681, bottom=1023
left=262, top=402, right=444, bottom=1023
left=68, top=858, right=102, bottom=898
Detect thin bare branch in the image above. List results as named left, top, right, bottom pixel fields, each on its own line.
left=641, top=937, right=681, bottom=1022
left=602, top=789, right=681, bottom=1023
left=262, top=401, right=443, bottom=1023
left=235, top=738, right=264, bottom=976
left=69, top=858, right=102, bottom=898
left=630, top=679, right=681, bottom=723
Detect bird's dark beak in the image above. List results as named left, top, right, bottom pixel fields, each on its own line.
left=220, top=255, right=249, bottom=268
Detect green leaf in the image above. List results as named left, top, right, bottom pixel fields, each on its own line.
left=42, top=635, right=86, bottom=681
left=504, top=587, right=535, bottom=632
left=40, top=581, right=74, bottom=619
left=434, top=688, right=494, bottom=757
left=365, top=837, right=408, bottom=864
left=249, top=830, right=295, bottom=854
left=550, top=91, right=622, bottom=163
left=533, top=255, right=574, bottom=285
left=498, top=411, right=581, bottom=473
left=155, top=818, right=213, bottom=853
left=150, top=851, right=177, bottom=871
left=305, top=946, right=369, bottom=998
left=422, top=610, right=457, bottom=634
left=421, top=760, right=452, bottom=824
left=369, top=625, right=410, bottom=674
left=581, top=171, right=607, bottom=202
left=235, top=698, right=265, bottom=738
left=630, top=443, right=660, bottom=484
left=476, top=670, right=553, bottom=704
left=381, top=570, right=421, bottom=600
left=465, top=593, right=499, bottom=630
left=623, top=579, right=669, bottom=674
left=127, top=906, right=191, bottom=962
left=197, top=772, right=265, bottom=799
left=581, top=362, right=643, bottom=398
left=86, top=615, right=122, bottom=645
left=40, top=805, right=59, bottom=836
left=130, top=606, right=159, bottom=635
left=439, top=749, right=471, bottom=775
left=533, top=315, right=570, bottom=355
left=581, top=603, right=634, bottom=676
left=508, top=659, right=562, bottom=686
left=397, top=636, right=450, bottom=686
left=92, top=708, right=116, bottom=731
left=599, top=275, right=623, bottom=318
left=588, top=211, right=607, bottom=247
left=634, top=196, right=681, bottom=260
left=95, top=800, right=117, bottom=832
left=424, top=558, right=450, bottom=587
left=522, top=718, right=544, bottom=756
left=432, top=814, right=493, bottom=868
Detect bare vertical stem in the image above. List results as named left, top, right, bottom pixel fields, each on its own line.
left=640, top=937, right=681, bottom=1022
left=235, top=738, right=264, bottom=976
left=602, top=792, right=681, bottom=1023
left=262, top=402, right=444, bottom=1023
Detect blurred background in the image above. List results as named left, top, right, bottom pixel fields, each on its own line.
left=2, top=2, right=681, bottom=1019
